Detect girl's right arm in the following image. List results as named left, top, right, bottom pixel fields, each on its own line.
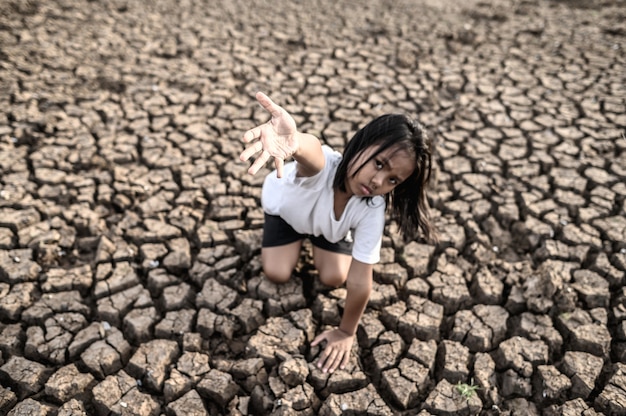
left=240, top=92, right=324, bottom=178
left=311, top=259, right=373, bottom=373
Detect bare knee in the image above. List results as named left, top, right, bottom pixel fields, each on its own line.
left=318, top=269, right=347, bottom=288
left=261, top=243, right=301, bottom=285
left=313, top=251, right=351, bottom=288
left=263, top=264, right=293, bottom=284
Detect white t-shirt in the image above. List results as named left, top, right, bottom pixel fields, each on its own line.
left=261, top=145, right=386, bottom=264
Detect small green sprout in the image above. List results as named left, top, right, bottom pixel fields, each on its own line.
left=456, top=379, right=480, bottom=401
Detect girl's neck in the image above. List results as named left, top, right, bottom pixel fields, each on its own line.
left=333, top=186, right=351, bottom=220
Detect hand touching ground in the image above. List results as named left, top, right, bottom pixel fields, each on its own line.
left=311, top=328, right=354, bottom=373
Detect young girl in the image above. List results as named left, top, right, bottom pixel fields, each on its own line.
left=240, top=92, right=435, bottom=374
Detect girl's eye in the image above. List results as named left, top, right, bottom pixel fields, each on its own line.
left=389, top=178, right=398, bottom=185
left=375, top=160, right=383, bottom=169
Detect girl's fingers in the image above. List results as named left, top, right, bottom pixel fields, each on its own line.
left=242, top=126, right=262, bottom=143
left=256, top=92, right=283, bottom=119
left=328, top=351, right=344, bottom=373
left=248, top=150, right=270, bottom=175
left=239, top=140, right=263, bottom=162
left=311, top=332, right=326, bottom=347
left=274, top=158, right=285, bottom=178
left=321, top=349, right=338, bottom=372
left=315, top=346, right=331, bottom=368
left=340, top=351, right=350, bottom=370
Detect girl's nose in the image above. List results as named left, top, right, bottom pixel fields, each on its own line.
left=370, top=173, right=383, bottom=188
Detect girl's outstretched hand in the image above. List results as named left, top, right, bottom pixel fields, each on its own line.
left=240, top=92, right=299, bottom=178
left=311, top=328, right=354, bottom=373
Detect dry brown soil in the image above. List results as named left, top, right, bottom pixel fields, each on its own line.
left=0, top=0, right=625, bottom=415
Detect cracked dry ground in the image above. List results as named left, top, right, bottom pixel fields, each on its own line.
left=0, top=0, right=625, bottom=415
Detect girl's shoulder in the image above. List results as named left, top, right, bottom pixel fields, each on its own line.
left=321, top=145, right=342, bottom=175
left=354, top=195, right=386, bottom=212
left=368, top=195, right=387, bottom=211
left=322, top=144, right=342, bottom=160
left=368, top=196, right=386, bottom=209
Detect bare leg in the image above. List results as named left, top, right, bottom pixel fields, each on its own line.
left=261, top=240, right=303, bottom=283
left=312, top=246, right=352, bottom=288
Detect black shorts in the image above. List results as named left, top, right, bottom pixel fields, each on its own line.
left=262, top=213, right=353, bottom=256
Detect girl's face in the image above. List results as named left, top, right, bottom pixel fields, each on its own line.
left=345, top=144, right=415, bottom=197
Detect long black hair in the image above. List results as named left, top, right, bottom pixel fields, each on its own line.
left=333, top=114, right=436, bottom=243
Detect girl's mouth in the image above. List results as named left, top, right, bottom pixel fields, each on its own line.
left=360, top=184, right=372, bottom=196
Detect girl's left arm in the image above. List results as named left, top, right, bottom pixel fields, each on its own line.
left=311, top=259, right=373, bottom=373
left=339, top=259, right=373, bottom=335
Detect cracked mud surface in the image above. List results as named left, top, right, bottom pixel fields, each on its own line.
left=0, top=0, right=625, bottom=414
